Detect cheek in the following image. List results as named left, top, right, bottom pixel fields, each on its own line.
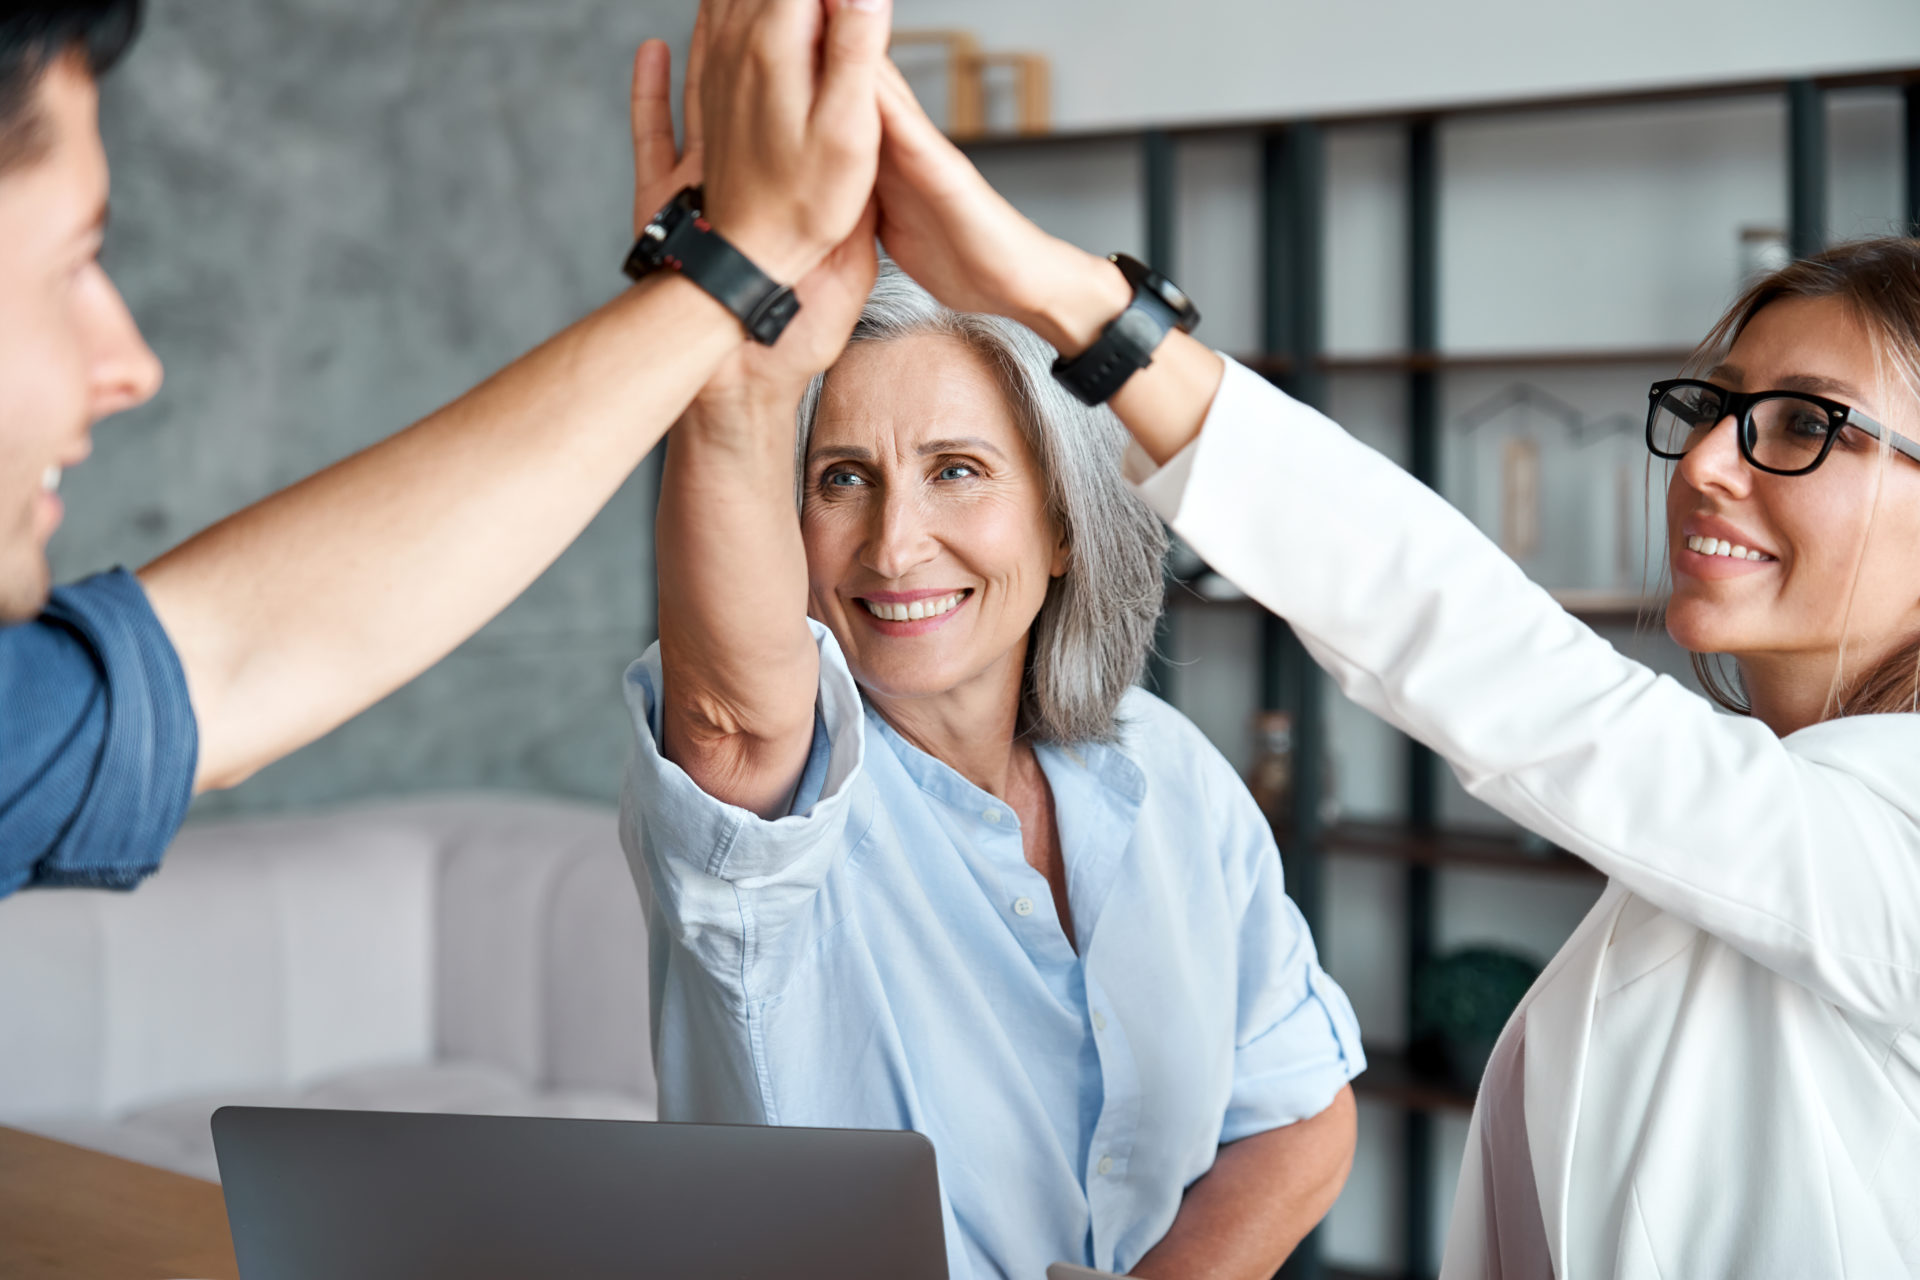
left=0, top=296, right=83, bottom=508
left=1857, top=471, right=1920, bottom=612
left=961, top=498, right=1056, bottom=591
left=800, top=509, right=850, bottom=595
left=0, top=289, right=86, bottom=442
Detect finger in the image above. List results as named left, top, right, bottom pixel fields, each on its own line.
left=631, top=39, right=678, bottom=188
left=812, top=0, right=892, bottom=133
left=682, top=4, right=709, bottom=156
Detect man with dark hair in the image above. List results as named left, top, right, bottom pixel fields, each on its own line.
left=0, top=0, right=894, bottom=894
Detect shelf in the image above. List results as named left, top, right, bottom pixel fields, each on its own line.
left=1166, top=579, right=1665, bottom=629
left=1317, top=821, right=1604, bottom=882
left=1352, top=1046, right=1478, bottom=1113
left=1240, top=346, right=1698, bottom=378
left=955, top=64, right=1920, bottom=151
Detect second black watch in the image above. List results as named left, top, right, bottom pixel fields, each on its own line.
left=622, top=185, right=801, bottom=346
left=1051, top=254, right=1201, bottom=407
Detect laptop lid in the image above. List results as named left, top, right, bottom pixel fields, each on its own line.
left=211, top=1106, right=948, bottom=1280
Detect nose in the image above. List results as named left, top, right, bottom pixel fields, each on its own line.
left=1674, top=413, right=1752, bottom=497
left=860, top=484, right=939, bottom=580
left=82, top=263, right=163, bottom=422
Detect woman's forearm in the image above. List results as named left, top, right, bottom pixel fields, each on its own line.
left=655, top=388, right=821, bottom=818
left=141, top=275, right=742, bottom=793
left=1131, top=1088, right=1356, bottom=1280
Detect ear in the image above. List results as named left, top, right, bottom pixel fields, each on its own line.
left=1050, top=526, right=1070, bottom=578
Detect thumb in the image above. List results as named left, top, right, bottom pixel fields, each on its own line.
left=813, top=0, right=892, bottom=133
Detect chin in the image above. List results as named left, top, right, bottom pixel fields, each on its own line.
left=1664, top=593, right=1744, bottom=656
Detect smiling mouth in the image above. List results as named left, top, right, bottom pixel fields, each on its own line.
left=859, top=590, right=972, bottom=623
left=1684, top=535, right=1775, bottom=563
left=41, top=465, right=62, bottom=495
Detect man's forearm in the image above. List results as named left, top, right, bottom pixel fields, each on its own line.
left=140, top=273, right=742, bottom=792
left=1131, top=1086, right=1357, bottom=1280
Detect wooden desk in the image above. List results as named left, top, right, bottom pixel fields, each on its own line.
left=0, top=1125, right=238, bottom=1279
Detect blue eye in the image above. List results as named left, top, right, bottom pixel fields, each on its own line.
left=938, top=464, right=977, bottom=481
left=825, top=470, right=866, bottom=488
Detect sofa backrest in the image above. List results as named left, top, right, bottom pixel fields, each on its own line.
left=0, top=794, right=652, bottom=1123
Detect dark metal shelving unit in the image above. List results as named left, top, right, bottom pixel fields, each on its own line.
left=963, top=63, right=1920, bottom=1280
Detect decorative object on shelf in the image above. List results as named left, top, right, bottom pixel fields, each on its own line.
left=891, top=30, right=1052, bottom=140
left=1246, top=711, right=1294, bottom=828
left=1246, top=711, right=1340, bottom=830
left=1740, top=225, right=1791, bottom=282
left=1455, top=382, right=1647, bottom=593
left=1410, top=946, right=1543, bottom=1090
left=1500, top=435, right=1542, bottom=559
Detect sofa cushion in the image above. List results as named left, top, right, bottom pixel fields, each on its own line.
left=0, top=814, right=438, bottom=1121
left=22, top=1060, right=656, bottom=1182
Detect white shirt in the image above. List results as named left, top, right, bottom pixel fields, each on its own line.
left=1129, top=356, right=1920, bottom=1279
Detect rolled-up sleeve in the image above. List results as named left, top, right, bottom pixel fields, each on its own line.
left=1221, top=801, right=1366, bottom=1143
left=0, top=569, right=198, bottom=897
left=619, top=619, right=875, bottom=997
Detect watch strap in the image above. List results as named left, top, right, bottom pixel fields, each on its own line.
left=623, top=187, right=800, bottom=346
left=1051, top=255, right=1200, bottom=407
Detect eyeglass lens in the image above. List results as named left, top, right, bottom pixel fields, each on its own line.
left=1650, top=384, right=1836, bottom=472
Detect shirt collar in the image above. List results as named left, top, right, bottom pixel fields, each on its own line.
left=861, top=699, right=1147, bottom=819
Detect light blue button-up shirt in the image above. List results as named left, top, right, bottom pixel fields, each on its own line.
left=621, top=623, right=1364, bottom=1280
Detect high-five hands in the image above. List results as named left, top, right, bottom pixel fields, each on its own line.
left=630, top=3, right=882, bottom=404
left=682, top=0, right=888, bottom=290
left=626, top=0, right=1218, bottom=463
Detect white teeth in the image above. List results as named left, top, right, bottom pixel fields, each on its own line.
left=1686, top=534, right=1773, bottom=562
left=861, top=591, right=967, bottom=623
left=41, top=465, right=61, bottom=494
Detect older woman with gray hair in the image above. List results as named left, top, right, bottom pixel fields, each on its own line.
left=622, top=261, right=1362, bottom=1280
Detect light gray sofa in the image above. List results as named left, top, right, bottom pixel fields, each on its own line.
left=0, top=794, right=655, bottom=1181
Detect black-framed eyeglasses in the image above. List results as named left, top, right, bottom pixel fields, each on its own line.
left=1646, top=378, right=1920, bottom=476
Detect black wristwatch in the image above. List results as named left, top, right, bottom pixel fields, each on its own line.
left=1051, top=254, right=1201, bottom=406
left=622, top=185, right=801, bottom=346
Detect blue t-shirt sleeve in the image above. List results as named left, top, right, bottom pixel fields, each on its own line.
left=0, top=569, right=198, bottom=896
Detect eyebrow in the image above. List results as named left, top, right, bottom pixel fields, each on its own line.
left=917, top=437, right=1006, bottom=460
left=807, top=437, right=1009, bottom=465
left=1706, top=363, right=1862, bottom=402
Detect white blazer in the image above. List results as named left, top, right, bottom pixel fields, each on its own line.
left=1128, top=358, right=1920, bottom=1278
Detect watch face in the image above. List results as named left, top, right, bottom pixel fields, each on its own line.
left=1158, top=279, right=1192, bottom=312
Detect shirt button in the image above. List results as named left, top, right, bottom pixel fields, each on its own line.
left=983, top=808, right=1003, bottom=824
left=1093, top=1010, right=1108, bottom=1032
left=1097, top=1155, right=1115, bottom=1177
left=1013, top=897, right=1035, bottom=917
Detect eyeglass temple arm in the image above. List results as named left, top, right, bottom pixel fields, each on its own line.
left=1847, top=411, right=1920, bottom=465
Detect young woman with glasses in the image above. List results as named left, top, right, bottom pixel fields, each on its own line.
left=867, top=60, right=1920, bottom=1279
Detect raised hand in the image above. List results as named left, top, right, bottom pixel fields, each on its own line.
left=873, top=59, right=1128, bottom=356
left=629, top=17, right=879, bottom=404
left=695, top=0, right=890, bottom=288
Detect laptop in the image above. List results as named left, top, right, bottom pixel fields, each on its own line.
left=211, top=1106, right=949, bottom=1280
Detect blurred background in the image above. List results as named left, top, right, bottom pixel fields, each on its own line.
left=33, top=0, right=1920, bottom=1276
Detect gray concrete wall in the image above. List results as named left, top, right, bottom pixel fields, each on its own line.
left=49, top=0, right=698, bottom=816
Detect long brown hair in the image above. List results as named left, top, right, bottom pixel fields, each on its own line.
left=1680, top=236, right=1920, bottom=719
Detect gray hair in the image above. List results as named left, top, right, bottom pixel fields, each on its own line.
left=795, top=264, right=1168, bottom=745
